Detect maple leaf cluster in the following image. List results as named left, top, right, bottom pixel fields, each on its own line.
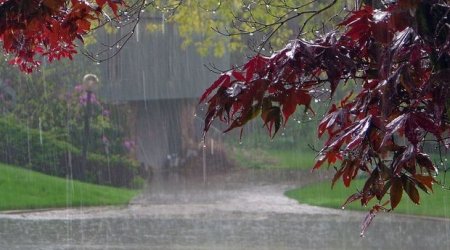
left=0, top=0, right=124, bottom=72
left=201, top=0, right=449, bottom=232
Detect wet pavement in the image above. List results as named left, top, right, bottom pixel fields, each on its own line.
left=1, top=169, right=449, bottom=250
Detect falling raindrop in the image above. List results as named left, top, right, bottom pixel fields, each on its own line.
left=202, top=141, right=207, bottom=183
left=27, top=121, right=31, bottom=165
left=38, top=117, right=43, bottom=145
left=210, top=139, right=214, bottom=155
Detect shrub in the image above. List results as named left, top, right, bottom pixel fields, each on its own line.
left=0, top=116, right=141, bottom=187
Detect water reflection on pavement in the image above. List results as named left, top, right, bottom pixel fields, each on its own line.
left=1, top=169, right=449, bottom=250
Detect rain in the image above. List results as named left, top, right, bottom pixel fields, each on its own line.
left=0, top=1, right=449, bottom=249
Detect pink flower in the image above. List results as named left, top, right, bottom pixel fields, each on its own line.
left=74, top=84, right=84, bottom=92
left=123, top=139, right=135, bottom=151
left=78, top=92, right=100, bottom=106
left=102, top=109, right=110, bottom=117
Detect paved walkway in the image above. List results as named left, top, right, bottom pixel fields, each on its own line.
left=1, top=169, right=449, bottom=250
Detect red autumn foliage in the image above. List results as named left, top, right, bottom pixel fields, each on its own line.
left=201, top=0, right=449, bottom=233
left=0, top=0, right=124, bottom=72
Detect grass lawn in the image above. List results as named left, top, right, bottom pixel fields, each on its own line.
left=285, top=178, right=450, bottom=218
left=0, top=163, right=139, bottom=211
left=230, top=147, right=317, bottom=170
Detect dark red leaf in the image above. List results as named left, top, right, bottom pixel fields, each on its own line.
left=346, top=116, right=372, bottom=150
left=313, top=154, right=327, bottom=170
left=342, top=192, right=363, bottom=208
left=96, top=0, right=107, bottom=7
left=393, top=144, right=416, bottom=175
left=342, top=168, right=353, bottom=187
left=360, top=202, right=388, bottom=237
left=412, top=113, right=442, bottom=139
left=331, top=165, right=345, bottom=188
left=381, top=114, right=408, bottom=147
left=414, top=174, right=435, bottom=192
left=199, top=74, right=230, bottom=103
left=402, top=176, right=420, bottom=205
left=261, top=106, right=282, bottom=138
left=296, top=90, right=313, bottom=112
left=197, top=0, right=450, bottom=229
left=281, top=89, right=297, bottom=123
left=232, top=71, right=245, bottom=82
left=362, top=168, right=379, bottom=205
left=360, top=210, right=376, bottom=237
left=390, top=177, right=403, bottom=209
left=224, top=105, right=261, bottom=133
left=416, top=153, right=437, bottom=174
left=108, top=1, right=120, bottom=16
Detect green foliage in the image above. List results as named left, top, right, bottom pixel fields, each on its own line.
left=0, top=55, right=96, bottom=132
left=66, top=88, right=128, bottom=156
left=131, top=176, right=146, bottom=189
left=0, top=116, right=139, bottom=187
left=230, top=146, right=316, bottom=170
left=0, top=53, right=131, bottom=157
left=148, top=0, right=350, bottom=56
left=0, top=32, right=136, bottom=188
left=225, top=106, right=326, bottom=170
left=0, top=163, right=138, bottom=211
left=285, top=178, right=450, bottom=218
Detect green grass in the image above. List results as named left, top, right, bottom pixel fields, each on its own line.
left=0, top=163, right=139, bottom=211
left=230, top=147, right=316, bottom=170
left=285, top=178, right=450, bottom=218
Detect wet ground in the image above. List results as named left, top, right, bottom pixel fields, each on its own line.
left=1, top=168, right=450, bottom=250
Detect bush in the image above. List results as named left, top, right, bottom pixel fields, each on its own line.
left=0, top=117, right=141, bottom=187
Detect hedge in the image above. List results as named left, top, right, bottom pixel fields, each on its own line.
left=0, top=117, right=142, bottom=187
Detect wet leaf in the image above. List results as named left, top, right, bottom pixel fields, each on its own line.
left=416, top=153, right=437, bottom=174
left=390, top=177, right=403, bottom=209
left=198, top=0, right=450, bottom=228
left=331, top=165, right=345, bottom=189
left=199, top=74, right=230, bottom=103
left=402, top=176, right=420, bottom=205
left=362, top=168, right=379, bottom=205
left=413, top=174, right=435, bottom=192
left=261, top=106, right=282, bottom=138
left=342, top=161, right=357, bottom=187
left=360, top=210, right=376, bottom=237
left=342, top=192, right=363, bottom=208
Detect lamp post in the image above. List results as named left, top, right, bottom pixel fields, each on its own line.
left=80, top=74, right=99, bottom=179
